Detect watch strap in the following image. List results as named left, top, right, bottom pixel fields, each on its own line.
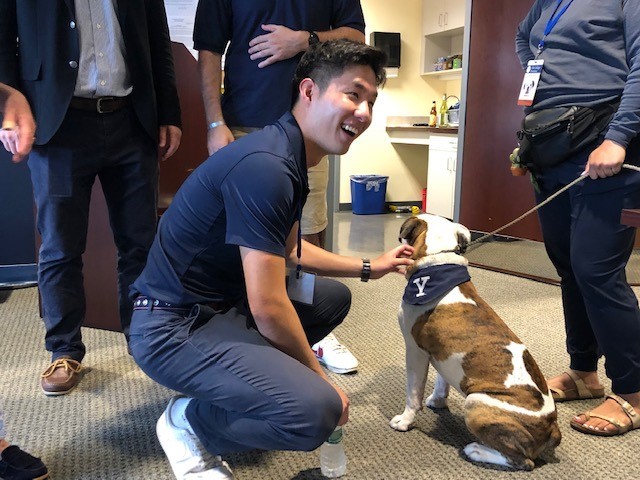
left=361, top=258, right=371, bottom=282
left=308, top=31, right=320, bottom=47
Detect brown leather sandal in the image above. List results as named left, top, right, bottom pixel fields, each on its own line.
left=548, top=370, right=605, bottom=402
left=570, top=394, right=640, bottom=436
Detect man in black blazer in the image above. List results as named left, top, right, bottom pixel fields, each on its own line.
left=0, top=0, right=182, bottom=396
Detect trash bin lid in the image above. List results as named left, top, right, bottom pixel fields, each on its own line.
left=350, top=174, right=388, bottom=183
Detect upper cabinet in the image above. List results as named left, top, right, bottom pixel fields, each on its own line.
left=421, top=0, right=466, bottom=77
left=422, top=0, right=466, bottom=35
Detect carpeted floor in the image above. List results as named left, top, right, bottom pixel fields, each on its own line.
left=1, top=270, right=640, bottom=480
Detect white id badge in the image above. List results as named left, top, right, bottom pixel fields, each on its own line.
left=287, top=271, right=316, bottom=305
left=518, top=59, right=544, bottom=106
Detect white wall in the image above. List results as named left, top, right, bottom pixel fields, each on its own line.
left=339, top=0, right=448, bottom=204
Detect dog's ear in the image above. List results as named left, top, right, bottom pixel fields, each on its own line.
left=411, top=230, right=428, bottom=260
left=456, top=225, right=471, bottom=254
left=399, top=217, right=427, bottom=247
left=399, top=217, right=428, bottom=261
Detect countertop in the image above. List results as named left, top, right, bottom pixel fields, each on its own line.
left=386, top=124, right=458, bottom=134
left=385, top=115, right=459, bottom=145
left=386, top=115, right=458, bottom=134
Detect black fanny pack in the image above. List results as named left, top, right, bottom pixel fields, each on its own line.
left=517, top=99, right=619, bottom=169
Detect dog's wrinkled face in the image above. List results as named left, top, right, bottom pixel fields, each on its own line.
left=399, top=214, right=470, bottom=258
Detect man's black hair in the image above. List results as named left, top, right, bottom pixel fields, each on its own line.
left=291, top=39, right=387, bottom=107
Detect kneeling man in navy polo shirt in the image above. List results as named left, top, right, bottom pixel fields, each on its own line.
left=129, top=39, right=413, bottom=479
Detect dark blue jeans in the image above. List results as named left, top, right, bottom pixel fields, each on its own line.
left=129, top=277, right=350, bottom=454
left=28, top=106, right=158, bottom=362
left=535, top=142, right=640, bottom=394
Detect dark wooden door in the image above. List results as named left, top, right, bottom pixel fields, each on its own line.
left=459, top=0, right=541, bottom=240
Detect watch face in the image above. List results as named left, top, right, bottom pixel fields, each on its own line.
left=309, top=31, right=320, bottom=46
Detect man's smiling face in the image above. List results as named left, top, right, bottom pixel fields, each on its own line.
left=307, top=64, right=378, bottom=156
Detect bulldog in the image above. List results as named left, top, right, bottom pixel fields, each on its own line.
left=389, top=214, right=561, bottom=471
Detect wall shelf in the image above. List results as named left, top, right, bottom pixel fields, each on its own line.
left=421, top=68, right=462, bottom=81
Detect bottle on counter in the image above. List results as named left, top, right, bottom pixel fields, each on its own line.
left=439, top=94, right=448, bottom=127
left=320, top=426, right=347, bottom=478
left=429, top=101, right=437, bottom=127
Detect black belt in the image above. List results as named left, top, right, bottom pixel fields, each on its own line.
left=133, top=296, right=190, bottom=313
left=133, top=296, right=235, bottom=313
left=69, top=95, right=131, bottom=114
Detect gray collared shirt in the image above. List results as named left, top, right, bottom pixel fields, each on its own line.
left=73, top=0, right=132, bottom=98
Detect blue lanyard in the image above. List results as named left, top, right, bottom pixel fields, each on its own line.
left=536, top=0, right=574, bottom=56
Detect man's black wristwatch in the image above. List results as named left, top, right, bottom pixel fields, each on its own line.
left=360, top=258, right=371, bottom=282
left=308, top=31, right=320, bottom=47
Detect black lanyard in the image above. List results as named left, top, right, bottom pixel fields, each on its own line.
left=295, top=204, right=303, bottom=279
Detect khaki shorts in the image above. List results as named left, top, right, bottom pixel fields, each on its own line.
left=301, top=157, right=329, bottom=235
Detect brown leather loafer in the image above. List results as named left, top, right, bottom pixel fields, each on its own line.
left=40, top=357, right=83, bottom=396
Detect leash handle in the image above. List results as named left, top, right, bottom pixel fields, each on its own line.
left=469, top=163, right=640, bottom=249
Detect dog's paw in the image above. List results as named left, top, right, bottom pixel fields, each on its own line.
left=425, top=394, right=448, bottom=409
left=463, top=442, right=484, bottom=459
left=389, top=410, right=416, bottom=431
left=463, top=442, right=511, bottom=468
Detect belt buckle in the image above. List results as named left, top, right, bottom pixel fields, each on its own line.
left=96, top=96, right=115, bottom=114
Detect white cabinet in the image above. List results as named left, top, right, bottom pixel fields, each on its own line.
left=421, top=0, right=465, bottom=76
left=422, top=0, right=444, bottom=36
left=426, top=135, right=458, bottom=219
left=443, top=0, right=466, bottom=31
left=422, top=0, right=465, bottom=35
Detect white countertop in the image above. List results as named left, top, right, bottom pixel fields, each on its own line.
left=386, top=116, right=458, bottom=145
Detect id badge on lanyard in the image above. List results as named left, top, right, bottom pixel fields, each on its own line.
left=517, top=0, right=574, bottom=107
left=518, top=59, right=544, bottom=106
left=288, top=270, right=316, bottom=305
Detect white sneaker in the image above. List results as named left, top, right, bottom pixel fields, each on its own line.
left=156, top=396, right=235, bottom=479
left=311, top=333, right=359, bottom=374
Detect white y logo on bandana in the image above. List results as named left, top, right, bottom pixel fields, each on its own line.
left=413, top=276, right=431, bottom=297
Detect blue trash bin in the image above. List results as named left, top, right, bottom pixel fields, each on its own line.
left=350, top=175, right=388, bottom=215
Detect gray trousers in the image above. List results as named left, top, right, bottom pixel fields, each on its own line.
left=129, top=277, right=350, bottom=454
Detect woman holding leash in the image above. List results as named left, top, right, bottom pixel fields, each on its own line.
left=516, top=0, right=640, bottom=436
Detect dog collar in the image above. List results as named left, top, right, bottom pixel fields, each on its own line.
left=403, top=264, right=470, bottom=305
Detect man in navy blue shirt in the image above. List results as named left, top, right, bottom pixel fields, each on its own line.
left=195, top=0, right=367, bottom=374
left=129, top=40, right=413, bottom=479
left=195, top=0, right=365, bottom=138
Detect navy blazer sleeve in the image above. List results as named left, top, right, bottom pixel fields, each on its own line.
left=121, top=0, right=182, bottom=138
left=143, top=0, right=182, bottom=130
left=0, top=1, right=19, bottom=88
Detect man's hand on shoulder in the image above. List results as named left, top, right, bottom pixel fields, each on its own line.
left=248, top=24, right=308, bottom=68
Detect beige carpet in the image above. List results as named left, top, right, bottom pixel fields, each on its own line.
left=1, top=271, right=639, bottom=480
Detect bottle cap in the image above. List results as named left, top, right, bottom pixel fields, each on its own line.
left=327, top=427, right=343, bottom=444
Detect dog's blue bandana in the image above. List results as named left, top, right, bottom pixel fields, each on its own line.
left=403, top=264, right=471, bottom=305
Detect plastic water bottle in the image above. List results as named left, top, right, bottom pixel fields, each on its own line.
left=320, top=426, right=347, bottom=478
